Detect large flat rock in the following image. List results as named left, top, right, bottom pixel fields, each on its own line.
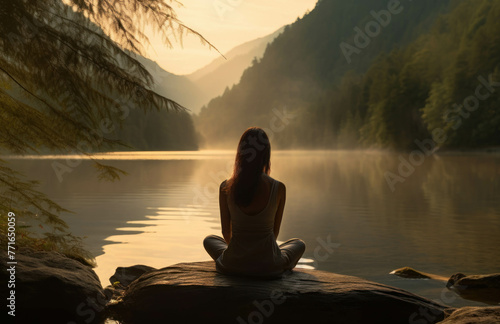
left=109, top=261, right=449, bottom=324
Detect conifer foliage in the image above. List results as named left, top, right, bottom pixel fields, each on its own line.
left=0, top=0, right=209, bottom=261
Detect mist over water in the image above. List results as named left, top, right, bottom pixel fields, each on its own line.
left=10, top=150, right=500, bottom=308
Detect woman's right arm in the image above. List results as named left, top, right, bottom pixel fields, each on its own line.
left=219, top=180, right=232, bottom=244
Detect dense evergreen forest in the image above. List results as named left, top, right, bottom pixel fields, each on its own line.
left=195, top=0, right=500, bottom=150
left=113, top=108, right=198, bottom=151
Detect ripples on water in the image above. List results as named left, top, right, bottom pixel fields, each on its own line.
left=7, top=150, right=500, bottom=308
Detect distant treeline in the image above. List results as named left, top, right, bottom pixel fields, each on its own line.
left=196, top=0, right=500, bottom=150
left=113, top=108, right=198, bottom=151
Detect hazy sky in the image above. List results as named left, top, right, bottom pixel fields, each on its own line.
left=145, top=0, right=318, bottom=75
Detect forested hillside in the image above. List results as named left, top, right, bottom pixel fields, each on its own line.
left=339, top=0, right=500, bottom=149
left=196, top=0, right=499, bottom=150
left=118, top=56, right=200, bottom=151
left=138, top=56, right=206, bottom=113
left=113, top=107, right=198, bottom=151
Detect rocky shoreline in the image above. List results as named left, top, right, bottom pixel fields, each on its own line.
left=391, top=267, right=500, bottom=306
left=2, top=250, right=499, bottom=324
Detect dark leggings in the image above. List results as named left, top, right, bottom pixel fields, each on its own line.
left=203, top=235, right=306, bottom=271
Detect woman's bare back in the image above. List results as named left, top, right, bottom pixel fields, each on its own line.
left=237, top=174, right=273, bottom=216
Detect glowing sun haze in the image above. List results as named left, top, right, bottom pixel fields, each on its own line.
left=145, top=0, right=318, bottom=75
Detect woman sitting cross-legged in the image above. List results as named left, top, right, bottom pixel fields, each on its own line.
left=203, top=127, right=306, bottom=277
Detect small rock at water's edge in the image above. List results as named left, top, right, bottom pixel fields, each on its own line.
left=109, top=264, right=156, bottom=287
left=446, top=273, right=500, bottom=305
left=437, top=306, right=500, bottom=323
left=390, top=267, right=432, bottom=279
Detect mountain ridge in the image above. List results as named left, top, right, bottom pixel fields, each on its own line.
left=187, top=26, right=285, bottom=82
left=138, top=26, right=287, bottom=114
left=195, top=0, right=460, bottom=149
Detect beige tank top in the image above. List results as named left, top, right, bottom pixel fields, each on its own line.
left=216, top=174, right=285, bottom=276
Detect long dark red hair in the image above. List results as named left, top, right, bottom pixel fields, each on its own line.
left=225, top=127, right=271, bottom=207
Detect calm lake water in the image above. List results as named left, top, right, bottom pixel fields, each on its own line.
left=8, top=150, right=500, bottom=308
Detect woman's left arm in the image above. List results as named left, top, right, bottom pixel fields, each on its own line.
left=273, top=182, right=286, bottom=239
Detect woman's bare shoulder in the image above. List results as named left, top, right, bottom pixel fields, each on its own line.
left=277, top=180, right=286, bottom=195
left=273, top=178, right=286, bottom=201
left=220, top=179, right=229, bottom=192
left=265, top=175, right=286, bottom=193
